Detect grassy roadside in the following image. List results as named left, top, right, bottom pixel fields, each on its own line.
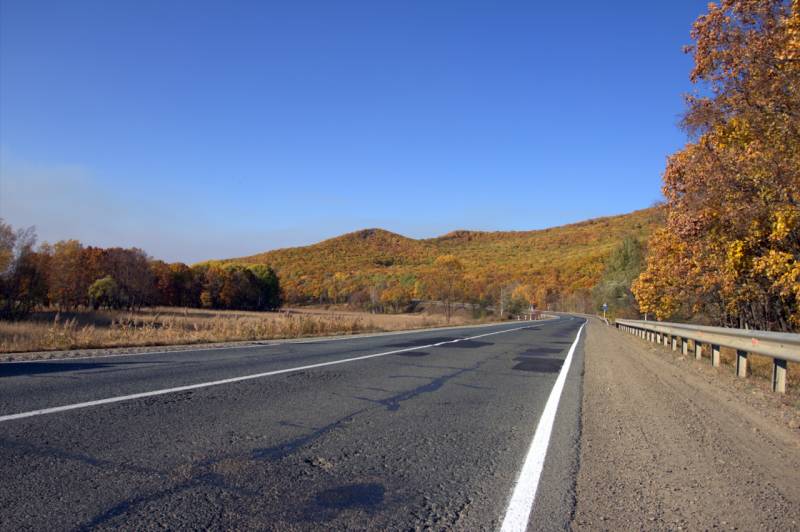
left=0, top=306, right=496, bottom=355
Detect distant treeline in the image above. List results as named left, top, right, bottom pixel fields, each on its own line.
left=0, top=221, right=280, bottom=319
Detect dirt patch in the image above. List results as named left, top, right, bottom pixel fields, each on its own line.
left=572, top=320, right=800, bottom=531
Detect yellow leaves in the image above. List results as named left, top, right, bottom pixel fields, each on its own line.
left=632, top=228, right=688, bottom=320
left=433, top=254, right=464, bottom=273
left=770, top=207, right=799, bottom=243
left=726, top=240, right=746, bottom=272
left=712, top=117, right=753, bottom=150
left=753, top=250, right=800, bottom=326
left=510, top=284, right=535, bottom=306
left=782, top=0, right=800, bottom=62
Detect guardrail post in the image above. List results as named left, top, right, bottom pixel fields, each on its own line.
left=616, top=319, right=796, bottom=393
left=772, top=359, right=787, bottom=394
left=735, top=350, right=748, bottom=378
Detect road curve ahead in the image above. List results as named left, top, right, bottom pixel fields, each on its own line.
left=0, top=317, right=586, bottom=531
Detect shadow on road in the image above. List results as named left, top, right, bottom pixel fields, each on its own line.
left=0, top=360, right=168, bottom=378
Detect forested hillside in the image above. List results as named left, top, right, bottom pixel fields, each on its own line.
left=218, top=207, right=664, bottom=312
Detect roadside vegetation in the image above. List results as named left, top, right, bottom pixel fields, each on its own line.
left=0, top=222, right=281, bottom=319
left=633, top=0, right=799, bottom=332
left=0, top=306, right=484, bottom=356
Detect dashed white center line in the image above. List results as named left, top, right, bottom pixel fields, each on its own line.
left=0, top=324, right=532, bottom=423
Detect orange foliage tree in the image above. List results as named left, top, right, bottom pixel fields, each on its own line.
left=634, top=0, right=800, bottom=330
left=428, top=255, right=465, bottom=322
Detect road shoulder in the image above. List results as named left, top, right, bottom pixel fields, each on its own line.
left=572, top=320, right=800, bottom=530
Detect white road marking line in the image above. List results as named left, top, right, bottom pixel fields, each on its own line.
left=0, top=325, right=532, bottom=423
left=500, top=322, right=585, bottom=532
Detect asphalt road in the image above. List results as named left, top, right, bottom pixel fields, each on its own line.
left=0, top=317, right=586, bottom=531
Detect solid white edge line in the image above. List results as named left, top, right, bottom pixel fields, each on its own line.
left=0, top=324, right=535, bottom=423
left=499, top=322, right=585, bottom=532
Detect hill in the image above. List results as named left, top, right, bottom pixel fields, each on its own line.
left=218, top=207, right=665, bottom=309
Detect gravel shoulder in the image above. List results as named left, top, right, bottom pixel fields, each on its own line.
left=572, top=320, right=800, bottom=531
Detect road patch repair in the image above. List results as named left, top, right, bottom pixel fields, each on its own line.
left=0, top=319, right=587, bottom=530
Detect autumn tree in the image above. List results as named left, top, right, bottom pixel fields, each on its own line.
left=0, top=221, right=14, bottom=274
left=88, top=276, right=120, bottom=309
left=507, top=284, right=533, bottom=317
left=249, top=264, right=281, bottom=310
left=634, top=0, right=800, bottom=330
left=0, top=220, right=47, bottom=318
left=218, top=265, right=255, bottom=309
left=380, top=283, right=413, bottom=313
left=429, top=255, right=464, bottom=322
left=199, top=265, right=225, bottom=308
left=48, top=240, right=88, bottom=310
left=81, top=247, right=109, bottom=289
left=326, top=272, right=349, bottom=304
left=103, top=248, right=155, bottom=310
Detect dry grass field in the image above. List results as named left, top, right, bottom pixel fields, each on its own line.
left=0, top=306, right=490, bottom=354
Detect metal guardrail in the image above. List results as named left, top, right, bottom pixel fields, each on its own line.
left=615, top=319, right=800, bottom=394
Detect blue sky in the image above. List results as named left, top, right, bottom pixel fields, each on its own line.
left=1, top=1, right=706, bottom=263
